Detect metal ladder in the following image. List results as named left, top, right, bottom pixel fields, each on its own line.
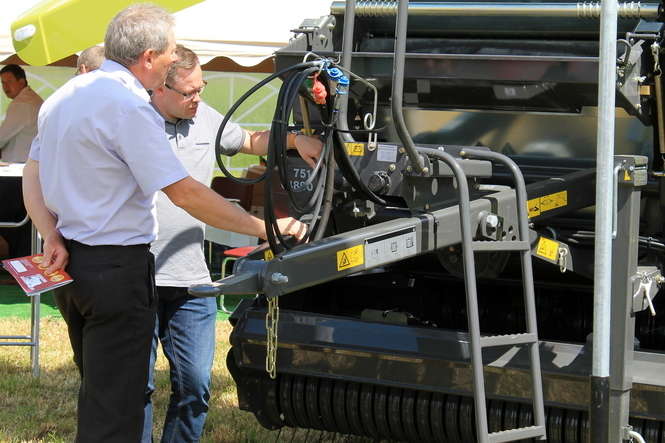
left=425, top=147, right=547, bottom=442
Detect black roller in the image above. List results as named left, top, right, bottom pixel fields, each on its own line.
left=388, top=388, right=407, bottom=442
left=345, top=382, right=364, bottom=436
left=580, top=412, right=590, bottom=443
left=547, top=407, right=565, bottom=443
left=642, top=419, right=662, bottom=443
left=429, top=392, right=445, bottom=442
left=251, top=375, right=665, bottom=442
left=400, top=389, right=419, bottom=442
left=504, top=402, right=519, bottom=431
left=415, top=390, right=434, bottom=442
left=458, top=396, right=476, bottom=442
left=488, top=399, right=504, bottom=433
left=444, top=394, right=461, bottom=443
left=373, top=386, right=391, bottom=440
left=518, top=403, right=534, bottom=443
left=360, top=383, right=379, bottom=439
left=318, top=378, right=337, bottom=432
left=332, top=381, right=351, bottom=435
left=563, top=409, right=580, bottom=443
left=279, top=374, right=297, bottom=427
left=292, top=376, right=309, bottom=428
left=305, top=377, right=324, bottom=430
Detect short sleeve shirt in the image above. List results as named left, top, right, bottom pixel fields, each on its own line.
left=151, top=102, right=245, bottom=286
left=30, top=60, right=188, bottom=246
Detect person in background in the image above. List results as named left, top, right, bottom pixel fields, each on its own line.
left=0, top=64, right=43, bottom=259
left=22, top=5, right=307, bottom=442
left=143, top=44, right=321, bottom=442
left=0, top=64, right=42, bottom=163
left=76, top=45, right=106, bottom=74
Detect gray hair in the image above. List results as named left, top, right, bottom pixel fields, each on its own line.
left=76, top=46, right=105, bottom=72
left=104, top=4, right=175, bottom=67
left=166, top=44, right=200, bottom=84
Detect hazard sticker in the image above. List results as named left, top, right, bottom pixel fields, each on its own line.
left=345, top=142, right=365, bottom=156
left=527, top=190, right=568, bottom=218
left=624, top=170, right=631, bottom=181
left=536, top=237, right=559, bottom=261
left=336, top=245, right=364, bottom=271
left=264, top=250, right=274, bottom=261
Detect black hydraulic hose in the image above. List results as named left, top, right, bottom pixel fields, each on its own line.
left=214, top=61, right=320, bottom=184
left=333, top=130, right=387, bottom=205
left=313, top=141, right=335, bottom=241
left=262, top=67, right=334, bottom=252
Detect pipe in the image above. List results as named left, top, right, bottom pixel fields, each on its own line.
left=591, top=0, right=617, bottom=438
left=337, top=0, right=355, bottom=142
left=391, top=0, right=426, bottom=173
left=629, top=430, right=647, bottom=443
left=330, top=1, right=659, bottom=19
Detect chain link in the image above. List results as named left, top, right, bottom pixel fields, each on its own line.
left=265, top=296, right=279, bottom=379
left=651, top=42, right=661, bottom=76
left=557, top=247, right=568, bottom=273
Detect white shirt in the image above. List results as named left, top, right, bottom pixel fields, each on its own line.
left=0, top=86, right=42, bottom=163
left=29, top=60, right=188, bottom=246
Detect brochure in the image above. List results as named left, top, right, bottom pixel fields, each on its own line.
left=1, top=254, right=73, bottom=296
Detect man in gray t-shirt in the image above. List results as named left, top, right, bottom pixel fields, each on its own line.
left=143, top=45, right=322, bottom=442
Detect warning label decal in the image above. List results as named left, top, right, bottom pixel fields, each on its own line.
left=527, top=190, right=567, bottom=218
left=536, top=237, right=559, bottom=262
left=336, top=245, right=364, bottom=271
left=345, top=142, right=365, bottom=156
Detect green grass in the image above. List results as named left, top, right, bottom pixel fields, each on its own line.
left=0, top=317, right=351, bottom=442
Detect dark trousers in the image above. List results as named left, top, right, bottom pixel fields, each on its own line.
left=54, top=240, right=157, bottom=443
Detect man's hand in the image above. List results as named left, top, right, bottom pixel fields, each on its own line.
left=276, top=217, right=308, bottom=241
left=294, top=134, right=322, bottom=169
left=42, top=232, right=69, bottom=275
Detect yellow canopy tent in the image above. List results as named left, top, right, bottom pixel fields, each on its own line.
left=11, top=0, right=203, bottom=66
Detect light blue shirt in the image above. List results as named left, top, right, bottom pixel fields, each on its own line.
left=30, top=60, right=188, bottom=246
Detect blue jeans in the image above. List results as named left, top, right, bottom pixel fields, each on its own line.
left=143, top=286, right=217, bottom=443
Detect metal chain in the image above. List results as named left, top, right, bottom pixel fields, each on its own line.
left=266, top=295, right=279, bottom=379
left=557, top=247, right=568, bottom=273
left=651, top=42, right=661, bottom=76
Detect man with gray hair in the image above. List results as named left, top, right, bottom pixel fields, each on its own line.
left=22, top=5, right=307, bottom=442
left=76, top=45, right=105, bottom=74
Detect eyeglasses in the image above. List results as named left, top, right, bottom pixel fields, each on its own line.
left=164, top=80, right=207, bottom=100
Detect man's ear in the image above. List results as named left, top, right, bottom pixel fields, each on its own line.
left=142, top=48, right=157, bottom=70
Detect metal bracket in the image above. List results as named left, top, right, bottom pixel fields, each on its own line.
left=631, top=266, right=663, bottom=314
left=288, top=16, right=336, bottom=52
left=616, top=39, right=643, bottom=116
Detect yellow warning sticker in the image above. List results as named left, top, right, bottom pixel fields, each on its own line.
left=624, top=170, right=631, bottom=181
left=264, top=250, right=274, bottom=261
left=336, top=245, right=364, bottom=271
left=345, top=142, right=365, bottom=156
left=527, top=190, right=568, bottom=218
left=536, top=237, right=559, bottom=261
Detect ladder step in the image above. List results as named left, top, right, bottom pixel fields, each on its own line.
left=480, top=332, right=537, bottom=348
left=472, top=240, right=529, bottom=251
left=488, top=425, right=546, bottom=443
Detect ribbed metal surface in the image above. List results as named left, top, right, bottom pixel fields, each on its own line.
left=330, top=1, right=660, bottom=19
left=252, top=374, right=665, bottom=442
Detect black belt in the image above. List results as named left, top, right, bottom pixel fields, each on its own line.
left=65, top=239, right=149, bottom=251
